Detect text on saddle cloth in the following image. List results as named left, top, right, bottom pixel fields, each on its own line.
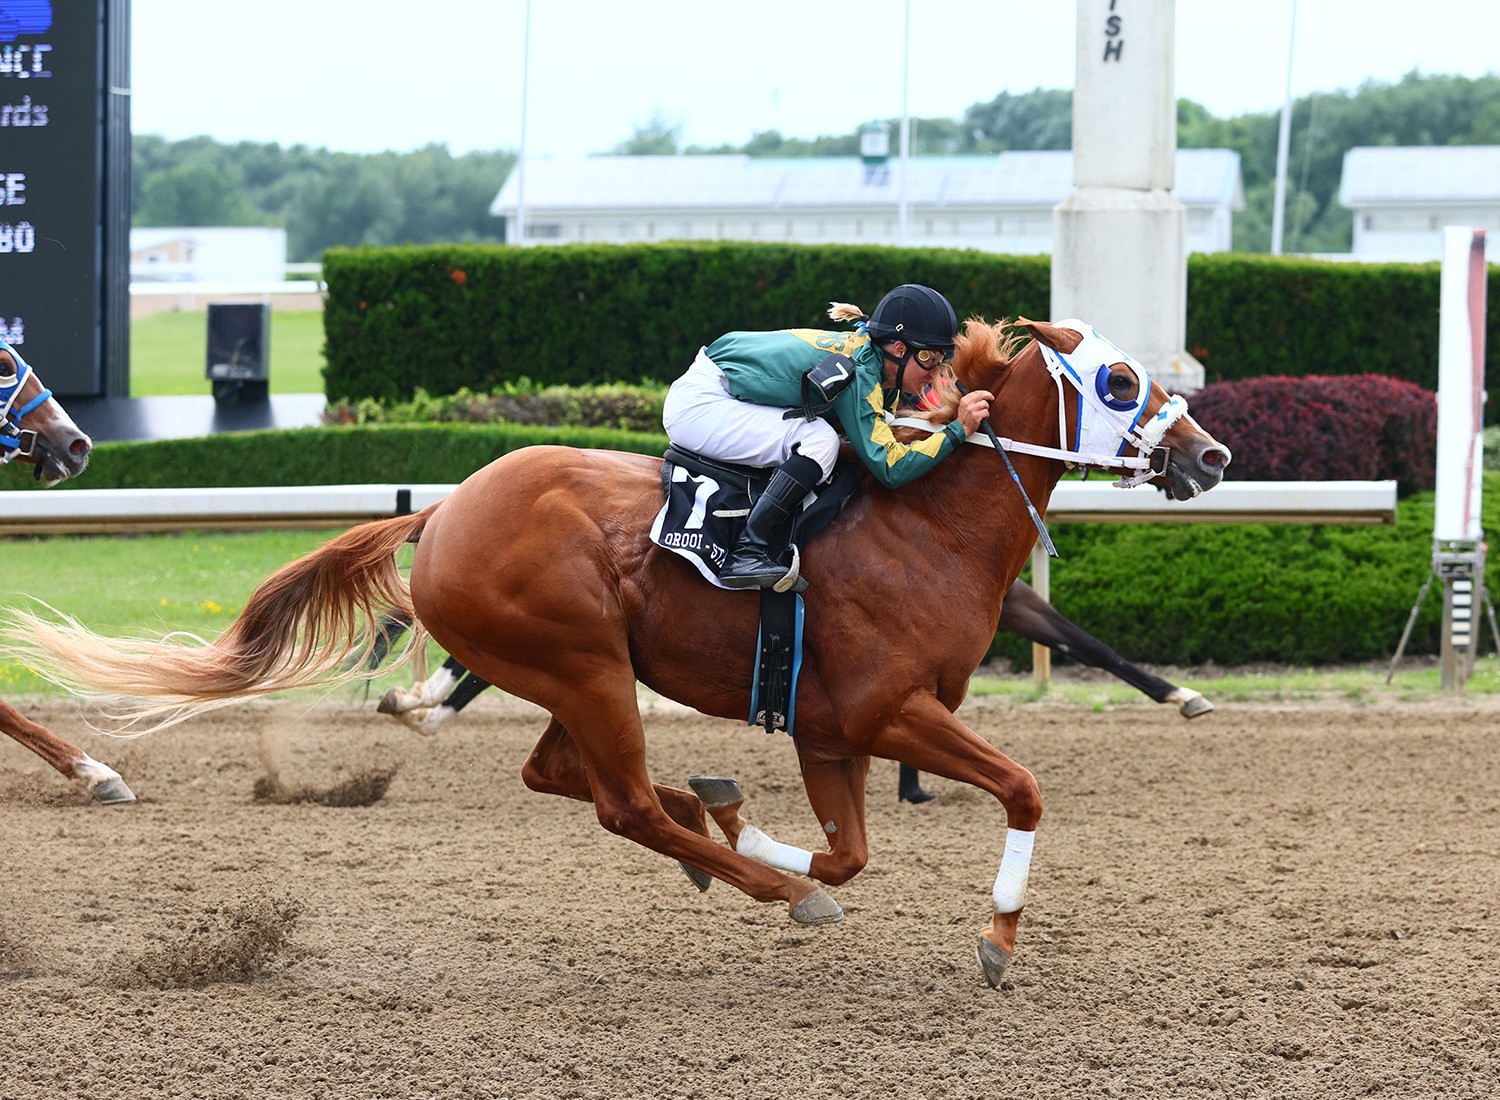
left=649, top=449, right=858, bottom=589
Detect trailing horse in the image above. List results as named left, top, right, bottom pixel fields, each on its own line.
left=0, top=340, right=133, bottom=803
left=7, top=317, right=1230, bottom=983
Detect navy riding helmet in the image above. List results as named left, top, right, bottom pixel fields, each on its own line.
left=863, top=284, right=958, bottom=351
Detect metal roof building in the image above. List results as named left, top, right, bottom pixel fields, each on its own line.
left=1339, top=146, right=1500, bottom=261
left=490, top=150, right=1245, bottom=255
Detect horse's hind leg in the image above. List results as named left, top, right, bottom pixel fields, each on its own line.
left=525, top=715, right=710, bottom=832
left=0, top=698, right=136, bottom=804
left=521, top=717, right=715, bottom=894
left=534, top=682, right=837, bottom=920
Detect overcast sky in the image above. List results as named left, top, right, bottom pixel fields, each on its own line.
left=129, top=0, right=1500, bottom=158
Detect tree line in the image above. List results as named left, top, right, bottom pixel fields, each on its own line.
left=134, top=71, right=1499, bottom=260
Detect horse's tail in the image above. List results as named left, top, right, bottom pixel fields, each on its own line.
left=4, top=506, right=437, bottom=733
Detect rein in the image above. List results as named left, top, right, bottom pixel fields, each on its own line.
left=0, top=343, right=49, bottom=466
left=955, top=380, right=1057, bottom=558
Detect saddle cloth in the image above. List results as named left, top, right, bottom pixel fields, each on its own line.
left=649, top=445, right=858, bottom=588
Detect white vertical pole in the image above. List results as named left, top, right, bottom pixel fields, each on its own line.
left=1270, top=0, right=1298, bottom=255
left=1434, top=226, right=1488, bottom=544
left=514, top=0, right=533, bottom=246
left=897, top=0, right=911, bottom=246
left=1433, top=225, right=1489, bottom=690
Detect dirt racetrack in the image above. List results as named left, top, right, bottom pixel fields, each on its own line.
left=2, top=687, right=1498, bottom=1099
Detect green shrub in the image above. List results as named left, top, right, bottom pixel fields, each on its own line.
left=321, top=243, right=1051, bottom=400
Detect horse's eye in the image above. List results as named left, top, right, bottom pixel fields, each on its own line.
left=1108, top=370, right=1137, bottom=399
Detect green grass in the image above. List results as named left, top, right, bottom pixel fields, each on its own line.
left=130, top=310, right=327, bottom=396
left=3, top=527, right=1496, bottom=704
left=966, top=658, right=1500, bottom=705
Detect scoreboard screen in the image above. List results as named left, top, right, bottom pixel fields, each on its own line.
left=0, top=0, right=128, bottom=396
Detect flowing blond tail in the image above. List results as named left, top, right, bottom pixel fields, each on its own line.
left=3, top=507, right=437, bottom=733
left=828, top=302, right=867, bottom=323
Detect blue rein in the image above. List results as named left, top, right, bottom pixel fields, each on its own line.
left=0, top=341, right=51, bottom=460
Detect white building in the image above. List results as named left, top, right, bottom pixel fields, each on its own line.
left=490, top=150, right=1245, bottom=255
left=129, top=226, right=288, bottom=282
left=1339, top=146, right=1500, bottom=262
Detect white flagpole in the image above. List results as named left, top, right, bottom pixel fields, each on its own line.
left=1270, top=0, right=1298, bottom=255
left=515, top=0, right=533, bottom=247
left=897, top=0, right=911, bottom=246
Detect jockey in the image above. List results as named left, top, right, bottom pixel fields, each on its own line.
left=662, top=283, right=994, bottom=589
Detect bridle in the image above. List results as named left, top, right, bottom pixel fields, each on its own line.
left=0, top=341, right=51, bottom=468
left=890, top=320, right=1191, bottom=486
left=886, top=319, right=1195, bottom=555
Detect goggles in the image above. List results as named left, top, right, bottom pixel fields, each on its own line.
left=913, top=346, right=953, bottom=367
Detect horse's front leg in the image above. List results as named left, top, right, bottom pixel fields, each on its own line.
left=0, top=698, right=136, bottom=804
left=866, top=690, right=1041, bottom=988
left=793, top=752, right=872, bottom=887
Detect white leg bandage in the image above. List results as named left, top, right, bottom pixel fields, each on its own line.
left=736, top=823, right=813, bottom=876
left=991, top=828, right=1036, bottom=913
left=419, top=666, right=459, bottom=707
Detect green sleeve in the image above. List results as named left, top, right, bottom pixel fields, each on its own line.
left=834, top=380, right=963, bottom=489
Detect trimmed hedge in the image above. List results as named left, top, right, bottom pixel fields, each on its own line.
left=321, top=243, right=1051, bottom=399
left=986, top=493, right=1470, bottom=669
left=6, top=423, right=1494, bottom=669
left=1184, top=254, right=1500, bottom=392
left=321, top=243, right=1500, bottom=416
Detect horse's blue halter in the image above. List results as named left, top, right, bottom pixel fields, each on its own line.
left=0, top=340, right=52, bottom=464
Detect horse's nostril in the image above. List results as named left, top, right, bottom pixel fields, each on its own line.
left=1200, top=447, right=1230, bottom=471
left=71, top=438, right=92, bottom=457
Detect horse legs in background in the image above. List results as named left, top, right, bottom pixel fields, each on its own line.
left=898, top=762, right=935, bottom=804
left=896, top=579, right=1215, bottom=804
left=378, top=656, right=492, bottom=736
left=0, top=698, right=135, bottom=804
left=998, top=579, right=1214, bottom=718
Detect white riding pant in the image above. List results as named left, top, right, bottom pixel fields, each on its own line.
left=662, top=349, right=842, bottom=477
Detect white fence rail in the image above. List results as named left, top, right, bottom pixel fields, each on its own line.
left=0, top=480, right=1398, bottom=537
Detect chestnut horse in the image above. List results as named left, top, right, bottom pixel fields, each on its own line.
left=7, top=317, right=1230, bottom=983
left=0, top=340, right=133, bottom=803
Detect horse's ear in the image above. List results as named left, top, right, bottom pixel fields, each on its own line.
left=1015, top=317, right=1085, bottom=354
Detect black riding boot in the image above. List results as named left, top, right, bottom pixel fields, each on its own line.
left=719, top=453, right=823, bottom=590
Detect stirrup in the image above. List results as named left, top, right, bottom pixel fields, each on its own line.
left=771, top=545, right=808, bottom=594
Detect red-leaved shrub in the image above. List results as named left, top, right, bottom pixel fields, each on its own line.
left=1186, top=374, right=1437, bottom=497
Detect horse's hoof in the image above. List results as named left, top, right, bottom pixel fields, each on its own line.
left=1174, top=690, right=1215, bottom=719
left=376, top=687, right=406, bottom=715
left=91, top=778, right=137, bottom=805
left=975, top=936, right=1013, bottom=988
left=789, top=888, right=843, bottom=925
left=678, top=861, right=713, bottom=892
left=688, top=774, right=744, bottom=809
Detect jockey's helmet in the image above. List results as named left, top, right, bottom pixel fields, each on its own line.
left=864, top=284, right=958, bottom=351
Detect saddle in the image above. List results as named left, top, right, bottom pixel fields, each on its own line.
left=651, top=445, right=859, bottom=736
